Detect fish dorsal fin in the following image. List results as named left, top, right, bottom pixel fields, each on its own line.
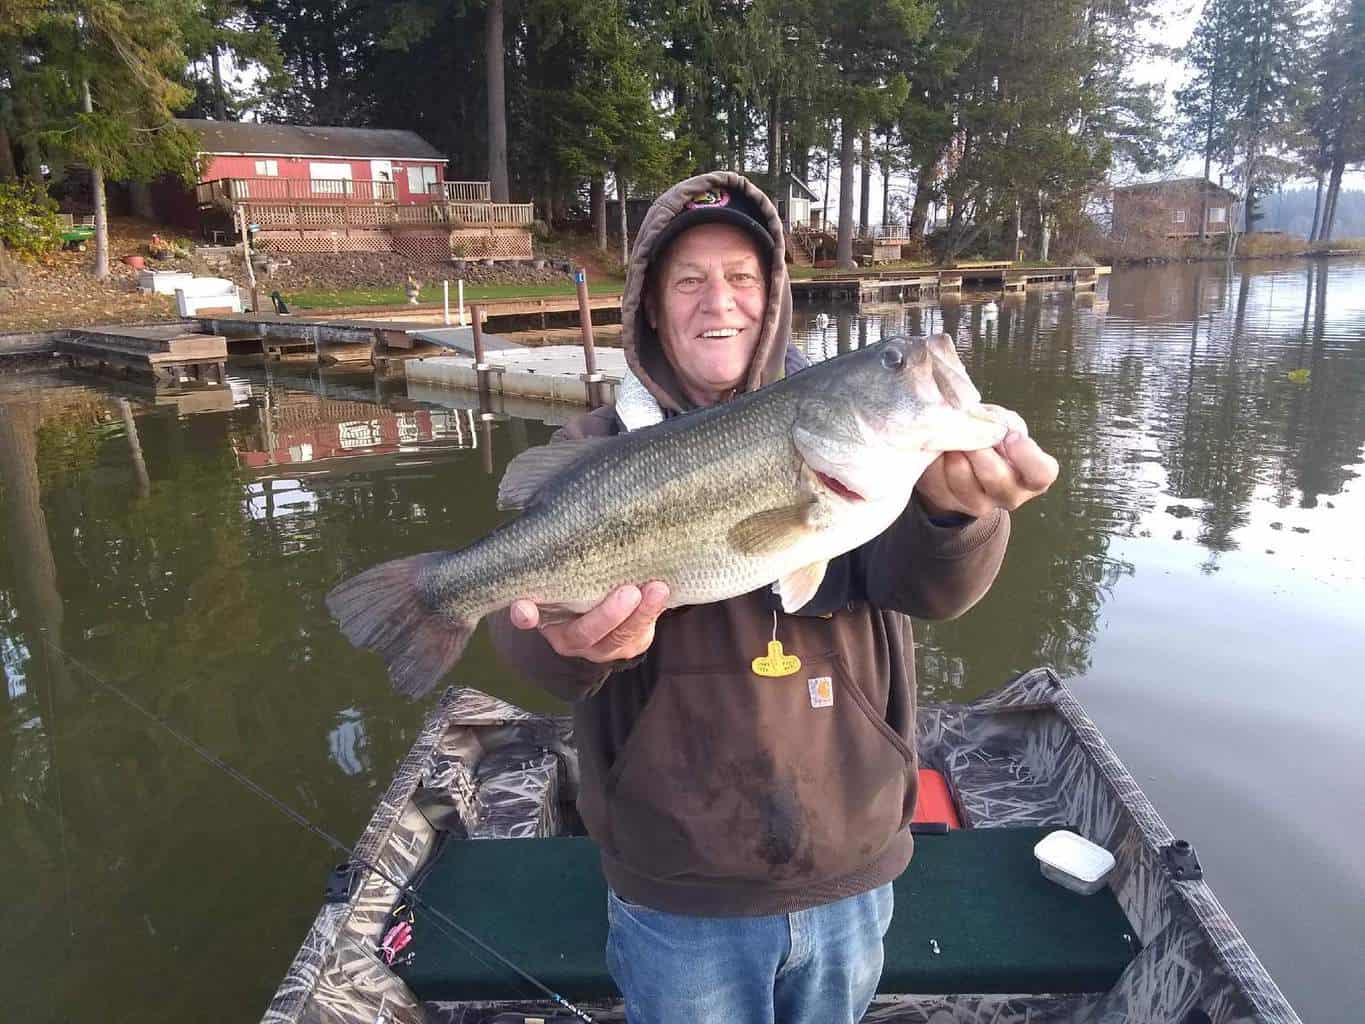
left=773, top=559, right=829, bottom=613
left=497, top=437, right=610, bottom=510
left=728, top=501, right=820, bottom=556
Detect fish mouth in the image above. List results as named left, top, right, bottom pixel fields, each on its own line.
left=815, top=470, right=865, bottom=502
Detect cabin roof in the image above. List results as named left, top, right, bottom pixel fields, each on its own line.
left=175, top=119, right=446, bottom=162
left=784, top=172, right=819, bottom=200
left=1113, top=177, right=1235, bottom=198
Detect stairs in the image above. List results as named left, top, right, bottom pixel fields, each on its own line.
left=785, top=229, right=814, bottom=267
left=194, top=245, right=238, bottom=272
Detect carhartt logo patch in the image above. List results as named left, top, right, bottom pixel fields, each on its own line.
left=808, top=676, right=833, bottom=708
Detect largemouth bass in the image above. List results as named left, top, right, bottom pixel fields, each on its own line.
left=328, top=333, right=1021, bottom=696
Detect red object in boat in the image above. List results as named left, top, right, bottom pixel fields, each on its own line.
left=123, top=255, right=146, bottom=269
left=912, top=768, right=961, bottom=829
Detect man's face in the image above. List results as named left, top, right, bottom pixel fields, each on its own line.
left=646, top=222, right=768, bottom=407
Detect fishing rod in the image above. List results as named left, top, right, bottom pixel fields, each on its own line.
left=34, top=631, right=595, bottom=1024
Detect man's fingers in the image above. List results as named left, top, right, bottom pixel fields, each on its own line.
left=509, top=599, right=539, bottom=630
left=636, top=580, right=670, bottom=616
left=943, top=452, right=996, bottom=517
left=558, top=585, right=643, bottom=650
left=1002, top=434, right=1060, bottom=493
left=586, top=581, right=671, bottom=658
left=963, top=447, right=1016, bottom=503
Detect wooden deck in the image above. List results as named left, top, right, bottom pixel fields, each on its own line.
left=793, top=264, right=1107, bottom=298
left=59, top=325, right=228, bottom=386
left=315, top=294, right=625, bottom=323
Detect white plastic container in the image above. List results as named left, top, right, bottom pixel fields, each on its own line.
left=1033, top=829, right=1115, bottom=895
left=137, top=270, right=194, bottom=295
left=174, top=278, right=242, bottom=316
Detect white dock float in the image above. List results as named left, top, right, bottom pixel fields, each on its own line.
left=404, top=345, right=627, bottom=405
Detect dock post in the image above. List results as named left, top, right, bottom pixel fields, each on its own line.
left=574, top=266, right=603, bottom=408
left=471, top=304, right=487, bottom=368
left=458, top=279, right=466, bottom=326
left=443, top=280, right=450, bottom=325
left=237, top=205, right=259, bottom=312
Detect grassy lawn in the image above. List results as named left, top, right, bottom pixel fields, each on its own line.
left=289, top=278, right=626, bottom=309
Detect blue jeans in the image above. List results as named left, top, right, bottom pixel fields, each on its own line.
left=605, top=884, right=893, bottom=1024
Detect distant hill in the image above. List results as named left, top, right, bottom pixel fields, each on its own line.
left=1258, top=188, right=1365, bottom=238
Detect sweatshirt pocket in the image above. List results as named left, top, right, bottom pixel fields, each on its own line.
left=603, top=652, right=914, bottom=885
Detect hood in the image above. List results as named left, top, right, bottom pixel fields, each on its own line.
left=621, top=171, right=793, bottom=414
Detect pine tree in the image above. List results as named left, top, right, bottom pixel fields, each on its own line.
left=1218, top=0, right=1311, bottom=232
left=180, top=1, right=285, bottom=121
left=1306, top=0, right=1365, bottom=240
left=1177, top=0, right=1240, bottom=237
left=19, top=2, right=197, bottom=278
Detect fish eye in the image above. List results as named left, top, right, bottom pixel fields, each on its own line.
left=880, top=346, right=905, bottom=370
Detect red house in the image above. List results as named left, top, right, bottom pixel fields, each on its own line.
left=178, top=118, right=451, bottom=206
left=166, top=119, right=533, bottom=260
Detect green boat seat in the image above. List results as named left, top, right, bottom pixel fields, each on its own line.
left=394, top=827, right=1136, bottom=1003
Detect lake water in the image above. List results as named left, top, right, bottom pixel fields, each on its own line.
left=2, top=259, right=1362, bottom=1021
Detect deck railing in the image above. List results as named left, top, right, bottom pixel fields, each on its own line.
left=198, top=177, right=401, bottom=204
left=195, top=180, right=534, bottom=228
left=445, top=202, right=535, bottom=225
left=433, top=181, right=493, bottom=202
left=241, top=201, right=536, bottom=230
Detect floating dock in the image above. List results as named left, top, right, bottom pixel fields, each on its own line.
left=318, top=293, right=624, bottom=324
left=789, top=264, right=1104, bottom=303
left=58, top=324, right=228, bottom=385
left=403, top=346, right=627, bottom=406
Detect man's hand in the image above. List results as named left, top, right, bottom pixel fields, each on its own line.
left=915, top=431, right=1059, bottom=519
left=508, top=582, right=671, bottom=663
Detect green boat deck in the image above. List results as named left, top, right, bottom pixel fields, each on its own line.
left=395, top=827, right=1137, bottom=1002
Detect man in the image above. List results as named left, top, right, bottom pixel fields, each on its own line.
left=490, top=171, right=1057, bottom=1023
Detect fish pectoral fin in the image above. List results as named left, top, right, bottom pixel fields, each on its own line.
left=773, top=560, right=829, bottom=613
left=497, top=437, right=611, bottom=510
left=728, top=501, right=819, bottom=556
left=533, top=603, right=579, bottom=626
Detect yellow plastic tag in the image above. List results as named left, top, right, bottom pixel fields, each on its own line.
left=752, top=640, right=801, bottom=678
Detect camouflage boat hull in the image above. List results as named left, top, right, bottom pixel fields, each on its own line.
left=261, top=669, right=1302, bottom=1024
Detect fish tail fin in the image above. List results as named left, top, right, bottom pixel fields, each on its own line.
left=326, top=553, right=474, bottom=699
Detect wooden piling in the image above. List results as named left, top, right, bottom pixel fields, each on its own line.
left=574, top=267, right=604, bottom=408
left=471, top=304, right=487, bottom=368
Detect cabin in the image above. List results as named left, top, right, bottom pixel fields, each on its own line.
left=776, top=173, right=819, bottom=229
left=165, top=119, right=535, bottom=261
left=182, top=118, right=450, bottom=205
left=1112, top=178, right=1236, bottom=240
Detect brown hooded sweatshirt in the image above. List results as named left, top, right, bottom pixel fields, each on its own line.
left=489, top=171, right=1010, bottom=916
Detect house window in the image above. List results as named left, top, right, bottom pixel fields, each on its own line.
left=309, top=161, right=354, bottom=194
left=407, top=165, right=438, bottom=196
left=253, top=159, right=279, bottom=176
left=1173, top=209, right=1187, bottom=224
left=1208, top=207, right=1227, bottom=224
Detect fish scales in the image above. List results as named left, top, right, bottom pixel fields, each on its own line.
left=430, top=383, right=807, bottom=622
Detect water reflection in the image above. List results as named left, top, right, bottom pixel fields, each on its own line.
left=1, top=259, right=1363, bottom=1021
left=234, top=392, right=485, bottom=474
left=914, top=260, right=1365, bottom=691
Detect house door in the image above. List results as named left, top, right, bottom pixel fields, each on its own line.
left=369, top=160, right=394, bottom=201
